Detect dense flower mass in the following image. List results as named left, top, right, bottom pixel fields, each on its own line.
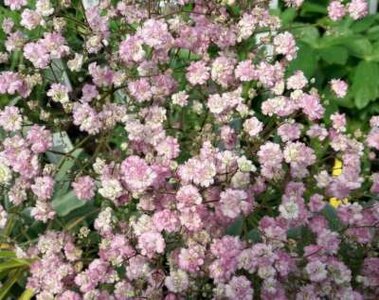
left=0, top=0, right=378, bottom=299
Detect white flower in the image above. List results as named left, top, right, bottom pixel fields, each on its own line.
left=93, top=158, right=106, bottom=174
left=0, top=205, right=8, bottom=229
left=279, top=200, right=299, bottom=220
left=237, top=156, right=256, bottom=173
left=165, top=269, right=189, bottom=293
left=47, top=83, right=70, bottom=104
left=94, top=207, right=114, bottom=234
left=67, top=53, right=84, bottom=72
left=98, top=179, right=123, bottom=201
left=36, top=0, right=54, bottom=17
left=257, top=265, right=276, bottom=279
left=0, top=163, right=12, bottom=185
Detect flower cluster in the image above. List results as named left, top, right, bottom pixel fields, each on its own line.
left=0, top=0, right=378, bottom=299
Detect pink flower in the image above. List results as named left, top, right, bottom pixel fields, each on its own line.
left=0, top=72, right=29, bottom=97
left=258, top=142, right=283, bottom=179
left=23, top=42, right=50, bottom=69
left=0, top=106, right=22, bottom=131
left=328, top=1, right=346, bottom=21
left=178, top=244, right=205, bottom=272
left=219, top=276, right=254, bottom=300
left=81, top=84, right=98, bottom=103
left=88, top=63, right=114, bottom=87
left=273, top=32, right=298, bottom=61
left=172, top=91, right=189, bottom=107
left=21, top=9, right=42, bottom=30
left=235, top=60, right=256, bottom=82
left=128, top=78, right=152, bottom=103
left=120, top=156, right=156, bottom=193
left=165, top=270, right=189, bottom=293
left=99, top=234, right=135, bottom=265
left=137, top=231, right=165, bottom=258
left=243, top=117, right=263, bottom=137
left=47, top=83, right=70, bottom=104
left=176, top=185, right=202, bottom=210
left=371, top=173, right=379, bottom=193
left=220, top=189, right=250, bottom=219
left=211, top=56, right=236, bottom=88
left=300, top=93, right=325, bottom=120
left=57, top=291, right=81, bottom=300
left=119, top=35, right=145, bottom=64
left=4, top=0, right=27, bottom=10
left=256, top=61, right=284, bottom=89
left=179, top=207, right=204, bottom=231
left=139, top=19, right=173, bottom=49
left=348, top=0, right=368, bottom=20
left=287, top=70, right=308, bottom=90
left=72, top=103, right=102, bottom=135
left=153, top=210, right=180, bottom=233
left=31, top=176, right=55, bottom=201
left=367, top=128, right=379, bottom=150
left=306, top=261, right=328, bottom=282
left=277, top=122, right=302, bottom=142
left=26, top=125, right=53, bottom=153
left=186, top=61, right=210, bottom=85
left=262, top=96, right=296, bottom=117
left=331, top=113, right=347, bottom=132
left=370, top=116, right=379, bottom=128
left=330, top=79, right=348, bottom=98
left=72, top=176, right=96, bottom=201
left=126, top=255, right=150, bottom=280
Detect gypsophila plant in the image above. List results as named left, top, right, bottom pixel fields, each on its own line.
left=0, top=0, right=378, bottom=299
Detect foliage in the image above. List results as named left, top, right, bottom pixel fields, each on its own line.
left=277, top=0, right=379, bottom=125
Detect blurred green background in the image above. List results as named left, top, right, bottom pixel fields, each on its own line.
left=273, top=0, right=379, bottom=130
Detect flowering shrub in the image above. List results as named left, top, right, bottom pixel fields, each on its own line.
left=0, top=0, right=378, bottom=299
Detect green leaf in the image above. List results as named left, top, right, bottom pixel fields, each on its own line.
left=293, top=25, right=320, bottom=47
left=287, top=42, right=318, bottom=77
left=345, top=38, right=372, bottom=59
left=55, top=149, right=83, bottom=182
left=366, top=41, right=379, bottom=62
left=280, top=8, right=297, bottom=26
left=351, top=15, right=377, bottom=33
left=0, top=251, right=16, bottom=259
left=300, top=2, right=327, bottom=15
left=350, top=61, right=379, bottom=109
left=247, top=229, right=261, bottom=243
left=322, top=204, right=343, bottom=231
left=226, top=217, right=243, bottom=236
left=0, top=269, right=23, bottom=300
left=52, top=191, right=86, bottom=217
left=367, top=25, right=379, bottom=40
left=19, top=289, right=34, bottom=300
left=319, top=46, right=348, bottom=65
left=0, top=259, right=30, bottom=272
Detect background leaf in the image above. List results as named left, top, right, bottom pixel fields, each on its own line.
left=350, top=61, right=379, bottom=109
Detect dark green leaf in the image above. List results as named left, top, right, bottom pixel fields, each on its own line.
left=322, top=204, right=343, bottom=231
left=52, top=191, right=86, bottom=217
left=350, top=61, right=379, bottom=109
left=280, top=8, right=297, bottom=26
left=345, top=38, right=372, bottom=58
left=351, top=15, right=377, bottom=33
left=247, top=229, right=261, bottom=243
left=300, top=2, right=327, bottom=15
left=319, top=46, right=348, bottom=65
left=287, top=42, right=318, bottom=77
left=226, top=217, right=243, bottom=236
